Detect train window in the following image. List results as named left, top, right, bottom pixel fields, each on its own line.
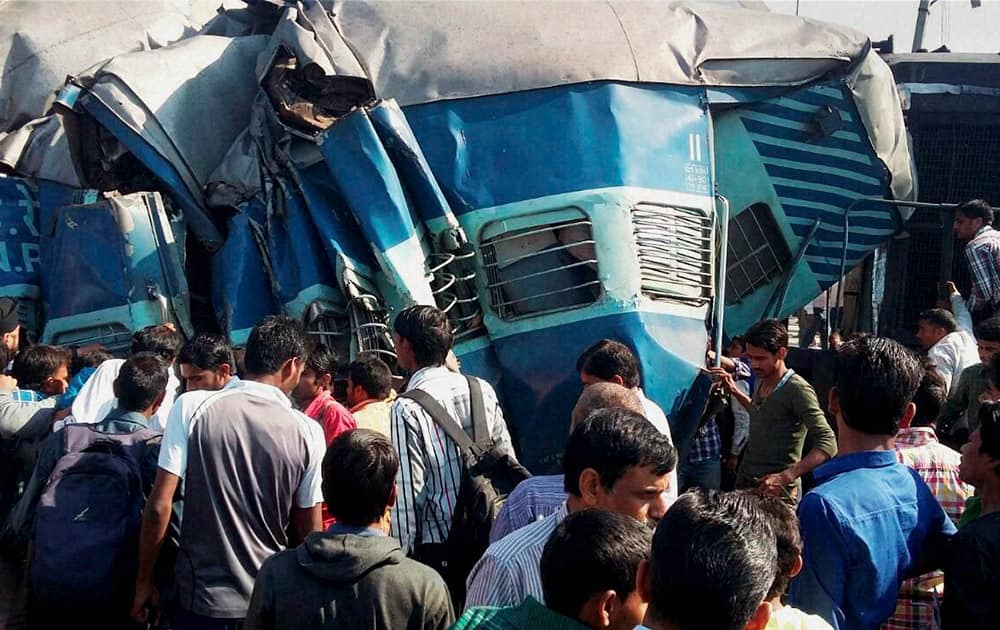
left=481, top=209, right=600, bottom=320
left=725, top=203, right=792, bottom=303
left=631, top=203, right=714, bottom=304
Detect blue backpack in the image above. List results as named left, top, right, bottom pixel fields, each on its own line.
left=30, top=424, right=159, bottom=606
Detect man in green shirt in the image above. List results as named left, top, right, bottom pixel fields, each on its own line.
left=453, top=510, right=650, bottom=630
left=939, top=316, right=1000, bottom=446
left=711, top=319, right=837, bottom=501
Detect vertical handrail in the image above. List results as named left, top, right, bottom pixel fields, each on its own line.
left=713, top=194, right=730, bottom=368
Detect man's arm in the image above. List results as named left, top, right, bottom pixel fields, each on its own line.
left=292, top=506, right=322, bottom=541
left=965, top=246, right=986, bottom=312
left=950, top=289, right=975, bottom=336
left=131, top=469, right=180, bottom=623
left=292, top=414, right=326, bottom=540
left=390, top=400, right=426, bottom=554
left=2, top=432, right=62, bottom=547
left=0, top=392, right=58, bottom=440
left=789, top=495, right=848, bottom=629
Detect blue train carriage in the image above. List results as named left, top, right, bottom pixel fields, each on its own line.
left=320, top=1, right=916, bottom=470
left=0, top=1, right=915, bottom=473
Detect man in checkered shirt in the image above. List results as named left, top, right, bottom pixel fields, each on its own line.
left=953, top=199, right=1000, bottom=322
left=884, top=360, right=973, bottom=630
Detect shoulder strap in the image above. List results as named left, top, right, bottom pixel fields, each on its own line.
left=399, top=389, right=475, bottom=452
left=465, top=375, right=489, bottom=447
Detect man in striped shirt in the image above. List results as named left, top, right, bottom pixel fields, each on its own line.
left=389, top=305, right=517, bottom=555
left=953, top=199, right=1000, bottom=321
left=465, top=407, right=676, bottom=610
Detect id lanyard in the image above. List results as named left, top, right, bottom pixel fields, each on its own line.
left=753, top=368, right=795, bottom=408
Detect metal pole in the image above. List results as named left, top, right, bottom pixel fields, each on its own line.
left=913, top=0, right=932, bottom=52
left=714, top=194, right=730, bottom=368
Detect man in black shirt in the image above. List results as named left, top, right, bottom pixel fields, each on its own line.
left=944, top=400, right=1000, bottom=627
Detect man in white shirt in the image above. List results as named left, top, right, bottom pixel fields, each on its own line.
left=68, top=324, right=183, bottom=430
left=576, top=339, right=678, bottom=499
left=131, top=316, right=325, bottom=628
left=917, top=297, right=979, bottom=394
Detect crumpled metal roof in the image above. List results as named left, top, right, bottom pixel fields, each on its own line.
left=329, top=0, right=870, bottom=105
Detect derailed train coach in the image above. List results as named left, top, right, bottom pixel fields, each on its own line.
left=0, top=0, right=915, bottom=471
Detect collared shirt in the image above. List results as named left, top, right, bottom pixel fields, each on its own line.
left=350, top=397, right=392, bottom=437
left=390, top=365, right=515, bottom=554
left=964, top=225, right=1000, bottom=312
left=303, top=389, right=356, bottom=446
left=465, top=502, right=568, bottom=610
left=894, top=427, right=973, bottom=524
left=489, top=474, right=565, bottom=543
left=790, top=450, right=957, bottom=630
left=928, top=295, right=979, bottom=394
left=453, top=596, right=588, bottom=630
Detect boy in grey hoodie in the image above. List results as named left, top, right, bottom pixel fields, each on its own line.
left=245, top=428, right=454, bottom=630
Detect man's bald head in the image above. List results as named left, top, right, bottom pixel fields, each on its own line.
left=571, top=381, right=644, bottom=429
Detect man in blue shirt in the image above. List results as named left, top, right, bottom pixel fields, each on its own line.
left=790, top=337, right=956, bottom=629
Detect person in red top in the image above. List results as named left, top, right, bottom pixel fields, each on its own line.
left=294, top=343, right=356, bottom=528
left=293, top=343, right=356, bottom=446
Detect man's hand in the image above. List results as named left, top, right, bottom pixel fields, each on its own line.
left=758, top=468, right=796, bottom=498
left=0, top=374, right=16, bottom=391
left=131, top=580, right=160, bottom=625
left=707, top=367, right=737, bottom=394
left=945, top=281, right=959, bottom=296
left=723, top=454, right=739, bottom=475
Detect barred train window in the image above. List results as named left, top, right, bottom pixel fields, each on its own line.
left=725, top=203, right=792, bottom=304
left=631, top=203, right=714, bottom=304
left=481, top=209, right=600, bottom=320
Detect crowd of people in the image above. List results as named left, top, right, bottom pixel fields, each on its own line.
left=0, top=201, right=996, bottom=630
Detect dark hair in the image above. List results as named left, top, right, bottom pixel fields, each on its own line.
left=743, top=319, right=789, bottom=353
left=576, top=339, right=641, bottom=388
left=911, top=360, right=947, bottom=428
left=116, top=353, right=169, bottom=412
left=753, top=494, right=802, bottom=601
left=322, top=429, right=399, bottom=526
left=393, top=305, right=453, bottom=367
left=541, top=509, right=652, bottom=620
left=71, top=349, right=113, bottom=376
left=977, top=402, right=1000, bottom=468
left=305, top=343, right=338, bottom=378
left=243, top=315, right=309, bottom=376
left=918, top=309, right=958, bottom=334
left=177, top=333, right=234, bottom=371
left=975, top=317, right=1000, bottom=343
left=348, top=355, right=392, bottom=400
left=648, top=489, right=776, bottom=630
left=834, top=336, right=922, bottom=436
left=12, top=345, right=70, bottom=390
left=131, top=325, right=183, bottom=363
left=563, top=407, right=677, bottom=496
left=955, top=199, right=994, bottom=226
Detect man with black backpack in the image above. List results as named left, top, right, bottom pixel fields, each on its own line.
left=390, top=305, right=526, bottom=607
left=7, top=352, right=168, bottom=628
